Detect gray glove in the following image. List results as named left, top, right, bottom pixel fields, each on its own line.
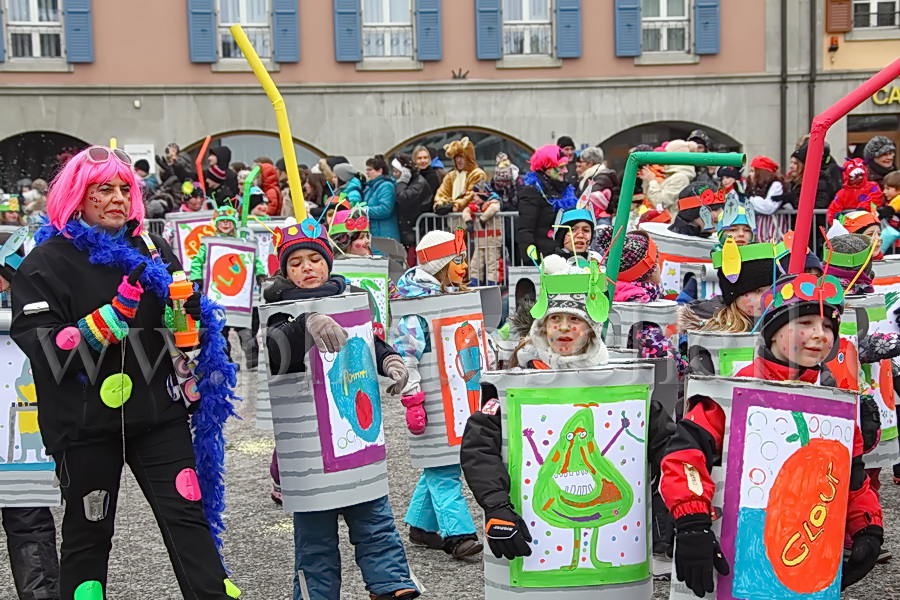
left=383, top=354, right=409, bottom=395
left=306, top=312, right=348, bottom=354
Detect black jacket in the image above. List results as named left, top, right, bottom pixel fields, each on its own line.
left=264, top=277, right=397, bottom=376
left=395, top=173, right=433, bottom=248
left=461, top=383, right=675, bottom=511
left=517, top=173, right=571, bottom=258
left=667, top=215, right=711, bottom=238
left=10, top=227, right=185, bottom=454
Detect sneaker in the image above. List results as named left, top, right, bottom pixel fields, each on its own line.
left=652, top=552, right=672, bottom=580
left=878, top=549, right=893, bottom=563
left=408, top=526, right=443, bottom=550
left=271, top=483, right=283, bottom=506
left=451, top=538, right=484, bottom=559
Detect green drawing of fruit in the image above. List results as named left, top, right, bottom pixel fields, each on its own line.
left=523, top=407, right=637, bottom=571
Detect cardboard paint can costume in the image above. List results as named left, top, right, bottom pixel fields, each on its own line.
left=843, top=293, right=900, bottom=469
left=164, top=209, right=216, bottom=268
left=686, top=331, right=761, bottom=377
left=390, top=290, right=490, bottom=468
left=480, top=365, right=654, bottom=599
left=638, top=221, right=718, bottom=300
left=0, top=229, right=58, bottom=507
left=260, top=291, right=388, bottom=512
left=668, top=376, right=858, bottom=600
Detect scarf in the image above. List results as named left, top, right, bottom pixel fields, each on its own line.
left=523, top=171, right=577, bottom=212
left=869, top=160, right=894, bottom=181
left=518, top=334, right=610, bottom=370
left=34, top=220, right=239, bottom=558
left=263, top=275, right=347, bottom=303
left=396, top=267, right=444, bottom=298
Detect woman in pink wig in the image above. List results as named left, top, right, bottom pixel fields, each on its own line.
left=515, top=144, right=579, bottom=260
left=11, top=146, right=241, bottom=599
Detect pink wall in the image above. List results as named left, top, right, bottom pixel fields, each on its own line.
left=0, top=0, right=766, bottom=85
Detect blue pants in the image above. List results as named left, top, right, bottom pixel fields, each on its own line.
left=293, top=495, right=415, bottom=600
left=404, top=465, right=476, bottom=537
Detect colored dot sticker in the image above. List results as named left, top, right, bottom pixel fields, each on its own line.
left=224, top=578, right=242, bottom=598
left=176, top=468, right=202, bottom=501
left=56, top=326, right=81, bottom=350
left=74, top=580, right=103, bottom=599
left=99, top=374, right=133, bottom=408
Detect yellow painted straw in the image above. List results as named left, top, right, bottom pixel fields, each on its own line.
left=230, top=25, right=307, bottom=220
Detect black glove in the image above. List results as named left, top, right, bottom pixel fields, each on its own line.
left=433, top=203, right=452, bottom=216
left=842, top=525, right=883, bottom=590
left=184, top=291, right=202, bottom=323
left=466, top=219, right=475, bottom=235
left=484, top=503, right=532, bottom=560
left=878, top=205, right=895, bottom=220
left=674, top=513, right=730, bottom=598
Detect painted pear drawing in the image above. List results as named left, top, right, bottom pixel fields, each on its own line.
left=524, top=407, right=635, bottom=570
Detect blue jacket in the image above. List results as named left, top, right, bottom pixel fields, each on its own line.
left=341, top=177, right=364, bottom=205
left=363, top=175, right=400, bottom=242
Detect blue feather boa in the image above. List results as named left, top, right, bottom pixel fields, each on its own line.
left=523, top=171, right=577, bottom=211
left=35, top=221, right=239, bottom=558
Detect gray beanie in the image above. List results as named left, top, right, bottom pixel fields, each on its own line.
left=830, top=233, right=871, bottom=256
left=333, top=163, right=358, bottom=184
left=579, top=147, right=605, bottom=165
left=864, top=136, right=895, bottom=163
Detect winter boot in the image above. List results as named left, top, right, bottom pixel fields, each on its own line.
left=369, top=589, right=420, bottom=600
left=443, top=534, right=484, bottom=559
left=409, top=526, right=443, bottom=550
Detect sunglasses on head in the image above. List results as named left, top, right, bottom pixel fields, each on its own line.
left=85, top=146, right=132, bottom=166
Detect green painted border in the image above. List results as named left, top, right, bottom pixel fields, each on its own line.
left=507, top=384, right=651, bottom=588
left=338, top=272, right=390, bottom=325
left=839, top=322, right=856, bottom=335
left=866, top=306, right=888, bottom=322
left=882, top=425, right=899, bottom=442
left=719, top=347, right=754, bottom=377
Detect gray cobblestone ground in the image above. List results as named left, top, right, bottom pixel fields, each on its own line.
left=0, top=367, right=897, bottom=598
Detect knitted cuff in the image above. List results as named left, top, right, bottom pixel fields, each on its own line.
left=112, top=275, right=143, bottom=321
left=381, top=353, right=403, bottom=374
left=78, top=304, right=129, bottom=352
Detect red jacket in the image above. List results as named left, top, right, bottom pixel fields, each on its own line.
left=660, top=354, right=882, bottom=539
left=826, top=183, right=884, bottom=225
left=259, top=163, right=283, bottom=216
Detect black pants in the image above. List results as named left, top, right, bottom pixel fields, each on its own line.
left=2, top=507, right=59, bottom=600
left=53, top=419, right=230, bottom=599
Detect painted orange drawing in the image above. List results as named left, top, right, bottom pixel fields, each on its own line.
left=211, top=253, right=248, bottom=296
left=185, top=224, right=215, bottom=259
left=763, top=413, right=850, bottom=594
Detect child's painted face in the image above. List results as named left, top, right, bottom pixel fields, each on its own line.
left=723, top=224, right=753, bottom=246
left=861, top=224, right=881, bottom=253
left=648, top=263, right=661, bottom=285
left=250, top=203, right=268, bottom=216
left=545, top=313, right=591, bottom=356
left=770, top=314, right=835, bottom=368
left=0, top=274, right=9, bottom=292
left=721, top=176, right=736, bottom=189
left=2, top=212, right=19, bottom=224
left=447, top=255, right=468, bottom=285
left=738, top=285, right=770, bottom=318
left=187, top=196, right=204, bottom=210
left=884, top=185, right=899, bottom=200
left=563, top=223, right=593, bottom=253
left=286, top=249, right=329, bottom=289
left=348, top=233, right=371, bottom=256
left=217, top=220, right=235, bottom=235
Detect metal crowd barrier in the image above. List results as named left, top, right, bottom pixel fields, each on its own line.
left=413, top=207, right=852, bottom=285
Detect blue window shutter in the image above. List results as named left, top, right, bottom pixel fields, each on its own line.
left=555, top=0, right=581, bottom=59
left=614, top=0, right=641, bottom=58
left=63, top=0, right=94, bottom=63
left=273, top=0, right=300, bottom=62
left=187, top=0, right=217, bottom=64
left=415, top=0, right=442, bottom=61
left=694, top=0, right=720, bottom=55
left=333, top=0, right=361, bottom=62
left=475, top=0, right=501, bottom=60
left=0, top=6, right=6, bottom=63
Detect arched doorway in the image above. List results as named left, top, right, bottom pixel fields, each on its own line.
left=388, top=127, right=534, bottom=175
left=0, top=131, right=88, bottom=192
left=599, top=122, right=743, bottom=174
left=184, top=131, right=325, bottom=171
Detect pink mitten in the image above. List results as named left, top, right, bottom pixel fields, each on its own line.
left=401, top=391, right=427, bottom=435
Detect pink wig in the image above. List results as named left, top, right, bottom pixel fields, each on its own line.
left=529, top=144, right=568, bottom=172
left=47, top=146, right=145, bottom=234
